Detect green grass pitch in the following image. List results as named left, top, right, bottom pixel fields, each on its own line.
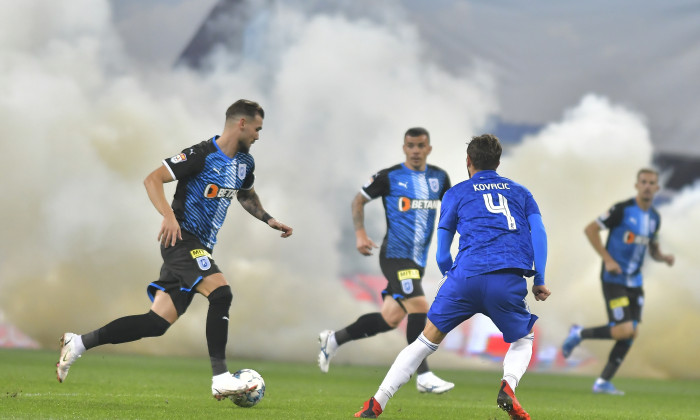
left=1, top=348, right=698, bottom=419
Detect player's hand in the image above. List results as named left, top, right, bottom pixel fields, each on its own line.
left=663, top=254, right=675, bottom=267
left=268, top=218, right=293, bottom=238
left=158, top=212, right=182, bottom=248
left=532, top=285, right=551, bottom=301
left=603, top=258, right=622, bottom=274
left=356, top=235, right=378, bottom=256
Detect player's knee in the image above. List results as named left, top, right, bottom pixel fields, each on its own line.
left=621, top=326, right=636, bottom=340
left=382, top=313, right=403, bottom=328
left=147, top=310, right=171, bottom=337
left=208, top=285, right=233, bottom=307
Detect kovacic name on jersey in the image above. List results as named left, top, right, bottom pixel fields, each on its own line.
left=473, top=182, right=510, bottom=191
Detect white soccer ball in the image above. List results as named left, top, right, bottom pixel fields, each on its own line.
left=229, top=369, right=265, bottom=407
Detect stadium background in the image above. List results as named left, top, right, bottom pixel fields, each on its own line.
left=1, top=0, right=698, bottom=380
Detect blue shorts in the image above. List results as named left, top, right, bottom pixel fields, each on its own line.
left=428, top=269, right=538, bottom=343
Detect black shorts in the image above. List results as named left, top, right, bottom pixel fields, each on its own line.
left=379, top=257, right=425, bottom=301
left=602, top=282, right=644, bottom=325
left=147, top=230, right=221, bottom=316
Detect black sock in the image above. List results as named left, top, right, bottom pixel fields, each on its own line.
left=581, top=325, right=612, bottom=340
left=335, top=313, right=393, bottom=346
left=601, top=339, right=633, bottom=380
left=82, top=310, right=170, bottom=349
left=406, top=313, right=430, bottom=374
left=207, top=286, right=233, bottom=375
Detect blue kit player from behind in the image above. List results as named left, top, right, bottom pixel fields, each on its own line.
left=318, top=127, right=454, bottom=394
left=56, top=100, right=293, bottom=401
left=355, top=134, right=550, bottom=420
left=561, top=168, right=674, bottom=395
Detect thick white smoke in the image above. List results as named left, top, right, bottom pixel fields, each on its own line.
left=0, top=1, right=494, bottom=364
left=1, top=1, right=698, bottom=379
left=503, top=95, right=700, bottom=379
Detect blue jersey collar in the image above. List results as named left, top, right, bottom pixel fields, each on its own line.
left=470, top=169, right=499, bottom=180
left=401, top=162, right=427, bottom=173
left=211, top=135, right=235, bottom=161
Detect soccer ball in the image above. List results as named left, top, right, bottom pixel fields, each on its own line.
left=229, top=369, right=265, bottom=407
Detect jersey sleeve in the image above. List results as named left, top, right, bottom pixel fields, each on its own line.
left=528, top=213, right=547, bottom=285
left=597, top=202, right=624, bottom=230
left=436, top=187, right=458, bottom=274
left=650, top=210, right=662, bottom=243
left=437, top=187, right=458, bottom=233
left=523, top=189, right=541, bottom=217
left=440, top=172, right=452, bottom=199
left=240, top=165, right=255, bottom=190
left=361, top=170, right=390, bottom=200
left=162, top=147, right=206, bottom=181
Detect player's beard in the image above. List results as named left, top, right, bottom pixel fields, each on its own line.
left=237, top=138, right=251, bottom=153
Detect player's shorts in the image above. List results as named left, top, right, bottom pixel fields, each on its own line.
left=602, top=282, right=644, bottom=325
left=146, top=230, right=221, bottom=316
left=379, top=257, right=425, bottom=301
left=428, top=268, right=537, bottom=343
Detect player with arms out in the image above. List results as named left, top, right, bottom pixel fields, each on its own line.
left=561, top=168, right=674, bottom=395
left=354, top=134, right=550, bottom=420
left=56, top=99, right=293, bottom=401
left=318, top=127, right=454, bottom=394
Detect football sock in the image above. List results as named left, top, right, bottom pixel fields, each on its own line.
left=502, top=332, right=534, bottom=391
left=600, top=339, right=632, bottom=381
left=374, top=333, right=438, bottom=409
left=83, top=310, right=171, bottom=349
left=336, top=313, right=392, bottom=345
left=581, top=325, right=612, bottom=340
left=406, top=313, right=430, bottom=374
left=206, top=286, right=233, bottom=375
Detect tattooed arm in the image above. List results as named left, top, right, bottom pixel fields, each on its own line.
left=237, top=187, right=293, bottom=237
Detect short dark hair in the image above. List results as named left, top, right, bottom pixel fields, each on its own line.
left=225, top=99, right=264, bottom=121
left=405, top=127, right=430, bottom=143
left=637, top=167, right=658, bottom=180
left=467, top=134, right=501, bottom=170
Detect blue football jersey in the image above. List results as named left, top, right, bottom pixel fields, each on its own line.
left=162, top=136, right=255, bottom=250
left=361, top=163, right=451, bottom=267
left=597, top=198, right=661, bottom=287
left=438, top=170, right=540, bottom=278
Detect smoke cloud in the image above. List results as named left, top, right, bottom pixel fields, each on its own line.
left=1, top=1, right=698, bottom=379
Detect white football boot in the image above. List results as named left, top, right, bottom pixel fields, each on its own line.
left=211, top=372, right=253, bottom=400
left=317, top=330, right=338, bottom=373
left=416, top=371, right=455, bottom=394
left=56, top=332, right=84, bottom=383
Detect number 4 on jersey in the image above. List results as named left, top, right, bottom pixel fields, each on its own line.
left=483, top=193, right=517, bottom=230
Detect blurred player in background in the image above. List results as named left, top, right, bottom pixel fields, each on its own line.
left=318, top=127, right=454, bottom=394
left=56, top=99, right=293, bottom=401
left=355, top=134, right=550, bottom=420
left=561, top=168, right=674, bottom=395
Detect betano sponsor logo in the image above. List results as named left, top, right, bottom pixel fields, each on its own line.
left=204, top=184, right=238, bottom=199
left=623, top=231, right=650, bottom=245
left=398, top=197, right=440, bottom=212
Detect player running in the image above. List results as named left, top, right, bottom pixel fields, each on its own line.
left=354, top=134, right=550, bottom=419
left=56, top=100, right=293, bottom=400
left=318, top=127, right=454, bottom=394
left=561, top=168, right=674, bottom=395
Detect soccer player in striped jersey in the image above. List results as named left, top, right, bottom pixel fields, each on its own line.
left=355, top=134, right=550, bottom=419
left=56, top=100, right=293, bottom=400
left=561, top=168, right=674, bottom=395
left=318, top=127, right=454, bottom=394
